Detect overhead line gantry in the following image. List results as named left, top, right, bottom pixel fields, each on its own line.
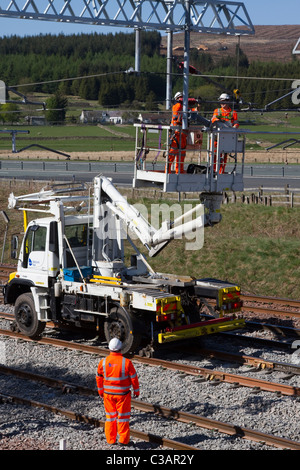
left=0, top=1, right=254, bottom=119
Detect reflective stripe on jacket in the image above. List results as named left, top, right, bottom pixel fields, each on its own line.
left=96, top=352, right=139, bottom=396
left=211, top=107, right=239, bottom=128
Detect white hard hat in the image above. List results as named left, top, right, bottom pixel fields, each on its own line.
left=218, top=93, right=230, bottom=101
left=174, top=91, right=183, bottom=100
left=109, top=337, right=123, bottom=351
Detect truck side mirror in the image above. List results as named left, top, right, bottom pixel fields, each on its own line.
left=49, top=221, right=59, bottom=255
left=11, top=235, right=18, bottom=259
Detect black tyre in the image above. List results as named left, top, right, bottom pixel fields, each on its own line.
left=104, top=304, right=141, bottom=354
left=14, top=293, right=46, bottom=339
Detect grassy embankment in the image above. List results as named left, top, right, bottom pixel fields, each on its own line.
left=1, top=179, right=300, bottom=300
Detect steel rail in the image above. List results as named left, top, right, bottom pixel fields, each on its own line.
left=0, top=327, right=299, bottom=397
left=1, top=264, right=300, bottom=316
left=1, top=311, right=300, bottom=341
left=182, top=346, right=300, bottom=376
left=242, top=304, right=300, bottom=319
left=1, top=364, right=299, bottom=450
left=1, top=312, right=300, bottom=374
left=0, top=391, right=197, bottom=451
left=1, top=311, right=299, bottom=344
left=135, top=356, right=300, bottom=397
left=246, top=321, right=300, bottom=338
left=241, top=294, right=300, bottom=309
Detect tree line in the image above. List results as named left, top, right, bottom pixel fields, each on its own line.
left=0, top=31, right=165, bottom=106
left=0, top=31, right=299, bottom=121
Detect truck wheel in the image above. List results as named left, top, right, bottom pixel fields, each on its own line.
left=14, top=293, right=46, bottom=339
left=104, top=304, right=141, bottom=355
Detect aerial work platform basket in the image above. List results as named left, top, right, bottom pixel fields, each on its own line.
left=132, top=122, right=245, bottom=193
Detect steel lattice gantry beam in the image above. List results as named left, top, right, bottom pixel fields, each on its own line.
left=0, top=0, right=254, bottom=122
left=0, top=0, right=254, bottom=34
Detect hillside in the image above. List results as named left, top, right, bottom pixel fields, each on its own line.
left=160, top=25, right=300, bottom=63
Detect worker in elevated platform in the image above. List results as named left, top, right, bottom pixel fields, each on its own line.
left=211, top=93, right=239, bottom=173
left=167, top=91, right=187, bottom=174
left=211, top=93, right=239, bottom=128
left=166, top=92, right=205, bottom=174
left=96, top=338, right=140, bottom=446
left=166, top=91, right=188, bottom=174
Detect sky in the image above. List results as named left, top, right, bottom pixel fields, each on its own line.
left=0, top=0, right=298, bottom=38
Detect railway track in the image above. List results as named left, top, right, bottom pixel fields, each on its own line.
left=0, top=386, right=197, bottom=451
left=241, top=297, right=300, bottom=319
left=0, top=325, right=299, bottom=397
left=1, top=309, right=300, bottom=375
left=1, top=263, right=300, bottom=318
left=1, top=311, right=300, bottom=385
left=1, top=363, right=299, bottom=450
left=1, top=311, right=299, bottom=450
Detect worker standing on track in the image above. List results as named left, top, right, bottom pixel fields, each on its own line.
left=96, top=337, right=140, bottom=446
left=166, top=91, right=188, bottom=174
left=211, top=93, right=239, bottom=173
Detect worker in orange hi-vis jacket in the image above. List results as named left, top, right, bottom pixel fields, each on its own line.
left=211, top=93, right=239, bottom=173
left=96, top=338, right=140, bottom=445
left=167, top=92, right=202, bottom=174
left=166, top=91, right=188, bottom=174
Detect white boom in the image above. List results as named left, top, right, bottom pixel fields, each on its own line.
left=98, top=175, right=204, bottom=257
left=7, top=175, right=204, bottom=261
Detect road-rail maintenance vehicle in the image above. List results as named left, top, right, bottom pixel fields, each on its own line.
left=3, top=119, right=245, bottom=355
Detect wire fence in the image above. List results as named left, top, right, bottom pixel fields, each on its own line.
left=223, top=187, right=300, bottom=208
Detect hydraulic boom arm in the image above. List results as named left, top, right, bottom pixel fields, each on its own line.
left=95, top=175, right=204, bottom=257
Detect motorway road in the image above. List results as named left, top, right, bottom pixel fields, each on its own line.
left=1, top=160, right=300, bottom=190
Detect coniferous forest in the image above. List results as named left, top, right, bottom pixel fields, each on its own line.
left=0, top=30, right=299, bottom=113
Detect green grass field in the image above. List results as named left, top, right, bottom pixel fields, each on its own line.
left=0, top=124, right=136, bottom=152
left=0, top=109, right=299, bottom=154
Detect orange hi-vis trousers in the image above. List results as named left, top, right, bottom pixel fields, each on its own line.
left=166, top=130, right=187, bottom=174
left=103, top=392, right=131, bottom=444
left=213, top=140, right=227, bottom=174
left=96, top=352, right=139, bottom=445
